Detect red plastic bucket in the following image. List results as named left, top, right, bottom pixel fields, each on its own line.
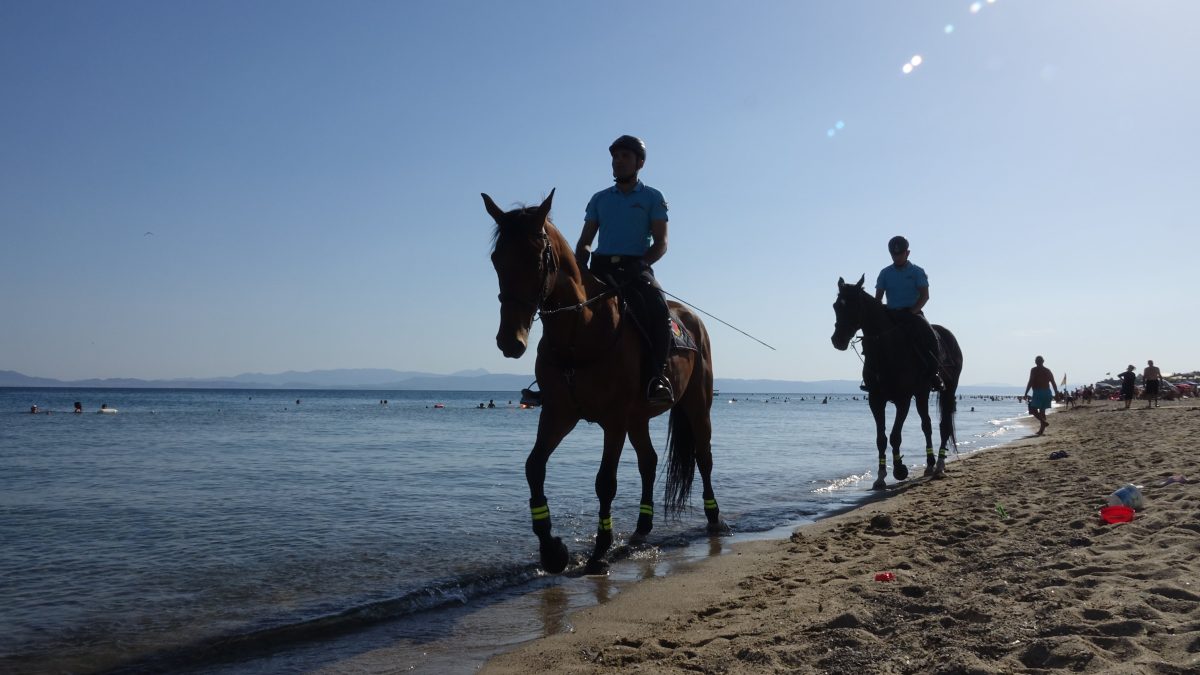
left=1099, top=504, right=1135, bottom=524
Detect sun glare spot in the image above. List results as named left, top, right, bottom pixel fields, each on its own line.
left=902, top=63, right=914, bottom=74
left=910, top=55, right=923, bottom=67
left=970, top=2, right=982, bottom=13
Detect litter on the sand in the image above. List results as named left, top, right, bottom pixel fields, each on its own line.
left=1099, top=504, right=1135, bottom=524
left=1107, top=484, right=1144, bottom=509
left=1159, top=475, right=1190, bottom=486
left=1048, top=450, right=1070, bottom=460
left=995, top=503, right=1009, bottom=520
left=873, top=572, right=895, bottom=582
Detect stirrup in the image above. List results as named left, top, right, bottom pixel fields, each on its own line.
left=647, top=377, right=674, bottom=404
left=930, top=374, right=945, bottom=392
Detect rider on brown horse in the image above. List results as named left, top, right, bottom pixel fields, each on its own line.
left=573, top=135, right=674, bottom=405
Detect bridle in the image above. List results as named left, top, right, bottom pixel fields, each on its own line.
left=497, top=230, right=556, bottom=312
left=497, top=229, right=614, bottom=320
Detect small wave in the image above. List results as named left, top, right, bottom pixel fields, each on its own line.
left=812, top=472, right=872, bottom=494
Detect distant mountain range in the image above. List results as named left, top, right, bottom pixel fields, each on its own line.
left=0, top=369, right=1023, bottom=394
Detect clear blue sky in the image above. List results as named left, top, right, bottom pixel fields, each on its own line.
left=3, top=1, right=1197, bottom=386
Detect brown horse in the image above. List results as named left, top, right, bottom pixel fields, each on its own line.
left=483, top=189, right=722, bottom=574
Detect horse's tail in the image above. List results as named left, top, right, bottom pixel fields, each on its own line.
left=938, top=390, right=958, bottom=452
left=663, top=405, right=696, bottom=519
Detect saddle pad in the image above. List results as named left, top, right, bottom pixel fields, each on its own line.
left=669, top=313, right=698, bottom=352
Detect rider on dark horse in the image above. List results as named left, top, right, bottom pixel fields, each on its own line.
left=872, top=235, right=945, bottom=392
left=573, top=135, right=674, bottom=405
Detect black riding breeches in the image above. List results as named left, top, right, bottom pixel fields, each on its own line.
left=590, top=256, right=670, bottom=372
left=891, top=310, right=940, bottom=374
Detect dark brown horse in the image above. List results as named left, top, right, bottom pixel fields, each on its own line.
left=831, top=275, right=963, bottom=489
left=483, top=190, right=722, bottom=574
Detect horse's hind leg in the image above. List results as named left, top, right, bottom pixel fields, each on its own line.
left=586, top=426, right=628, bottom=574
left=915, top=393, right=935, bottom=476
left=526, top=413, right=579, bottom=574
left=627, top=421, right=658, bottom=545
left=890, top=398, right=912, bottom=482
left=689, top=399, right=726, bottom=534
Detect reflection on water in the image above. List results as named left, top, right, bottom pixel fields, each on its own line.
left=536, top=585, right=569, bottom=636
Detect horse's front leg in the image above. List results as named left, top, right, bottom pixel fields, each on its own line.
left=586, top=426, right=628, bottom=574
left=525, top=412, right=579, bottom=574
left=915, top=393, right=935, bottom=476
left=890, top=397, right=912, bottom=482
left=870, top=396, right=889, bottom=490
left=626, top=421, right=657, bottom=545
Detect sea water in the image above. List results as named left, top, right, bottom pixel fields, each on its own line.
left=0, top=388, right=1028, bottom=673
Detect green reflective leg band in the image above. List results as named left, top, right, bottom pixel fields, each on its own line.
left=703, top=498, right=718, bottom=510
left=938, top=449, right=947, bottom=458
left=599, top=516, right=612, bottom=531
left=639, top=504, right=653, bottom=515
left=925, top=447, right=934, bottom=456
left=531, top=505, right=550, bottom=521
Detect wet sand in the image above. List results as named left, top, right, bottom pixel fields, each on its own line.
left=482, top=401, right=1200, bottom=674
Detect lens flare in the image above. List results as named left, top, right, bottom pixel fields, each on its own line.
left=944, top=24, right=955, bottom=34
left=835, top=120, right=845, bottom=130
left=970, top=2, right=982, bottom=13
left=827, top=129, right=836, bottom=138
left=902, top=63, right=914, bottom=74
left=910, top=55, right=923, bottom=66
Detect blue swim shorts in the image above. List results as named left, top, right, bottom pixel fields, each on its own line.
left=1030, top=388, right=1053, bottom=411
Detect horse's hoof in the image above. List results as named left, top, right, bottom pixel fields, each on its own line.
left=933, top=459, right=947, bottom=477
left=584, top=557, right=609, bottom=575
left=707, top=519, right=731, bottom=535
left=894, top=463, right=909, bottom=481
left=923, top=464, right=935, bottom=477
left=872, top=478, right=887, bottom=491
left=629, top=530, right=650, bottom=546
left=540, top=536, right=570, bottom=574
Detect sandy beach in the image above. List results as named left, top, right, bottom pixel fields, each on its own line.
left=482, top=401, right=1200, bottom=674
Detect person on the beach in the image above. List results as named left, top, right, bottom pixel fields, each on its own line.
left=1023, top=355, right=1059, bottom=435
left=1143, top=359, right=1164, bottom=408
left=1117, top=365, right=1137, bottom=410
left=874, top=235, right=943, bottom=391
left=574, top=134, right=674, bottom=405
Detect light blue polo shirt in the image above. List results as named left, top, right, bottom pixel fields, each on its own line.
left=876, top=262, right=928, bottom=309
left=584, top=181, right=668, bottom=256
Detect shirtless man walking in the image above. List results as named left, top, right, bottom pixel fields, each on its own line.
left=1143, top=359, right=1164, bottom=408
left=1023, top=355, right=1060, bottom=436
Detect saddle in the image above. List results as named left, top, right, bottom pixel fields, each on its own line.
left=619, top=304, right=697, bottom=353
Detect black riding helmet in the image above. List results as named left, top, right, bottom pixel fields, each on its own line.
left=888, top=235, right=909, bottom=255
left=609, top=135, right=646, bottom=161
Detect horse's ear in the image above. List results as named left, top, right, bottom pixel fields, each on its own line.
left=838, top=276, right=846, bottom=288
left=481, top=193, right=506, bottom=223
left=535, top=188, right=555, bottom=223
left=855, top=274, right=865, bottom=288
